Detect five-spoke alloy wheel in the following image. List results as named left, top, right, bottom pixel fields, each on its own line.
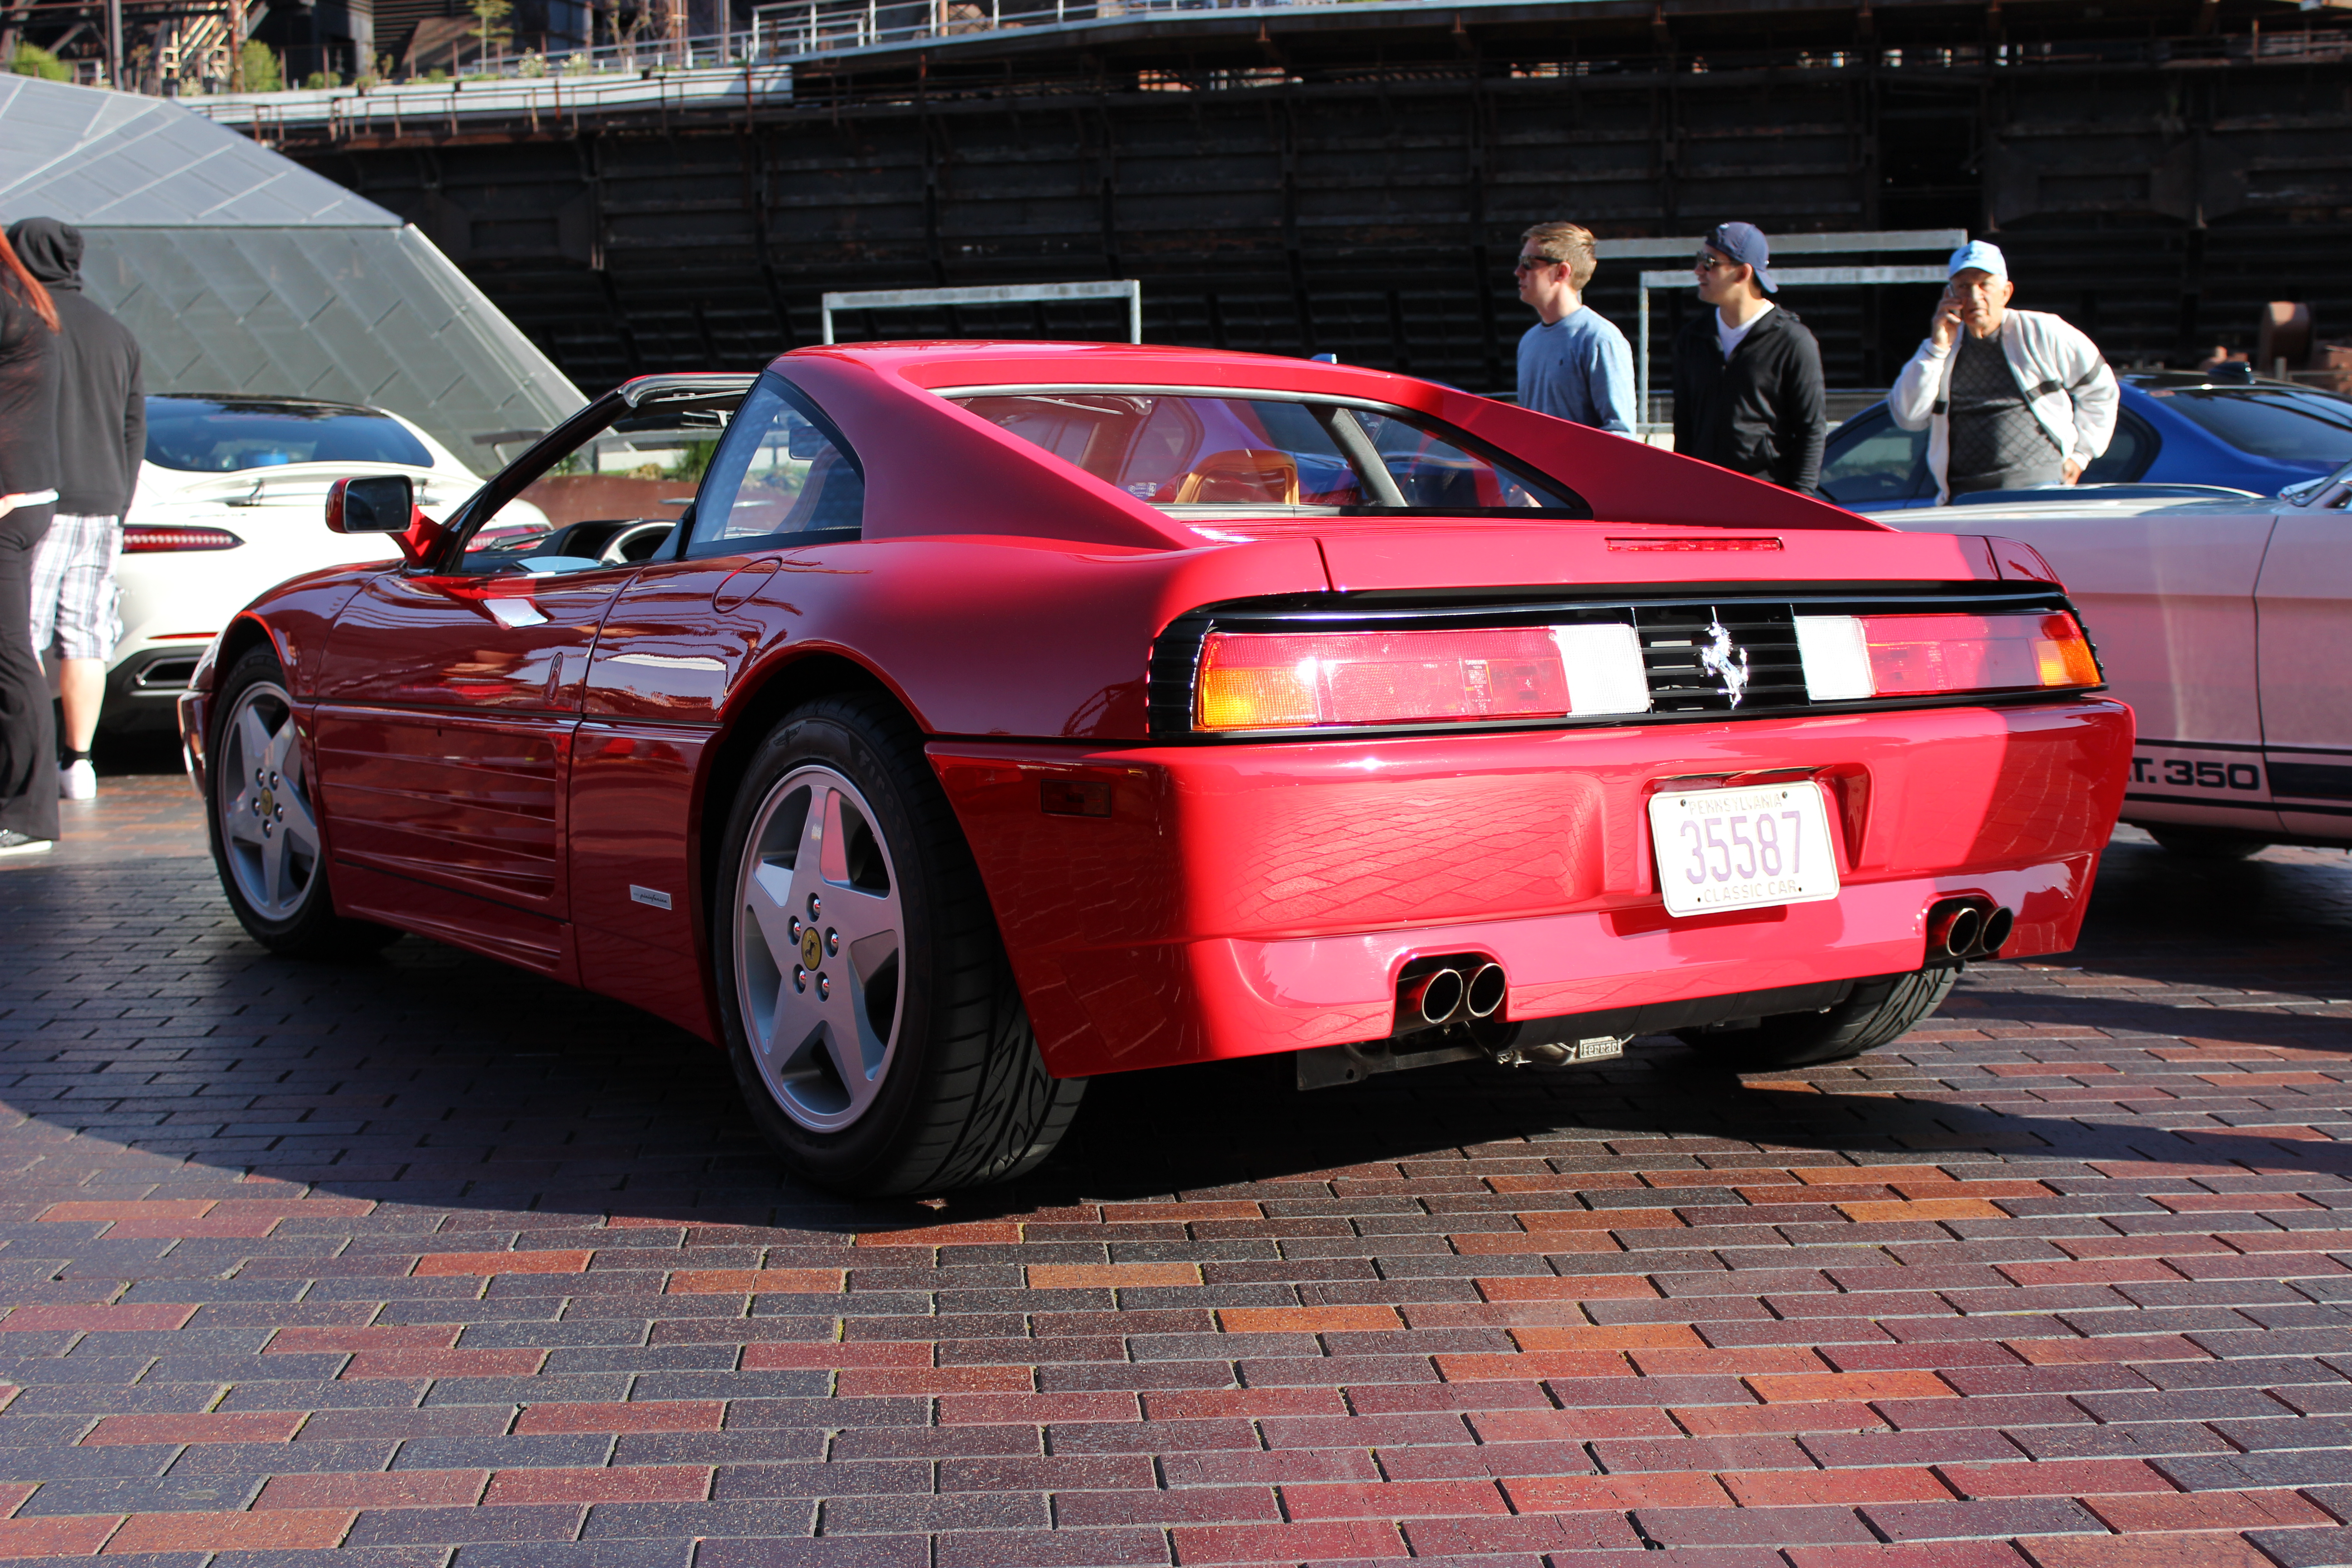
left=715, top=694, right=1086, bottom=1195
left=735, top=765, right=907, bottom=1133
left=217, top=673, right=323, bottom=923
left=205, top=647, right=395, bottom=957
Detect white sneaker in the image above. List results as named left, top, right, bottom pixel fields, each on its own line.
left=0, top=829, right=54, bottom=856
left=59, top=760, right=96, bottom=801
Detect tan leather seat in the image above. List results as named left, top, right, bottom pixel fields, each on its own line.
left=1169, top=448, right=1301, bottom=506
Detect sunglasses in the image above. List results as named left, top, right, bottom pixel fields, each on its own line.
left=1514, top=255, right=1563, bottom=274
left=1693, top=250, right=1742, bottom=272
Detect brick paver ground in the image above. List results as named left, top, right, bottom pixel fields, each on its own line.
left=1, top=788, right=2348, bottom=1568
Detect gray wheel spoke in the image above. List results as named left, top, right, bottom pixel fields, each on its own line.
left=260, top=823, right=288, bottom=907
left=735, top=765, right=907, bottom=1134
left=237, top=707, right=274, bottom=779
left=276, top=784, right=321, bottom=860
left=264, top=710, right=299, bottom=778
left=745, top=862, right=802, bottom=979
left=823, top=1001, right=873, bottom=1094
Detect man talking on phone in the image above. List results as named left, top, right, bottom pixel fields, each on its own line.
left=1889, top=239, right=2116, bottom=502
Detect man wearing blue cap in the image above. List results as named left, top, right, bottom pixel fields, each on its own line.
left=1670, top=222, right=1826, bottom=494
left=1889, top=240, right=2116, bottom=502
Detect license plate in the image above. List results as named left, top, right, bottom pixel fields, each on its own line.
left=1647, top=781, right=1840, bottom=917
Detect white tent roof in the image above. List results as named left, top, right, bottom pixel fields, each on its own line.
left=0, top=75, right=395, bottom=227
left=0, top=76, right=582, bottom=467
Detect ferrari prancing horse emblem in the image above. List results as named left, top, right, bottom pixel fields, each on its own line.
left=1699, top=612, right=1751, bottom=708
left=799, top=927, right=824, bottom=970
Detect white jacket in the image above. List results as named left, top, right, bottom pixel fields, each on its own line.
left=1888, top=308, right=2119, bottom=502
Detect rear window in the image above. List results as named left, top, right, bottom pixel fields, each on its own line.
left=145, top=397, right=435, bottom=473
left=948, top=390, right=1587, bottom=517
left=2151, top=388, right=2352, bottom=464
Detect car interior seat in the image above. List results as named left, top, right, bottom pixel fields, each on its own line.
left=1167, top=448, right=1302, bottom=506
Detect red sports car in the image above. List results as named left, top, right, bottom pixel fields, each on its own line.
left=181, top=343, right=2132, bottom=1195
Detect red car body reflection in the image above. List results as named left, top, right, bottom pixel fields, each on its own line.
left=182, top=342, right=2132, bottom=1094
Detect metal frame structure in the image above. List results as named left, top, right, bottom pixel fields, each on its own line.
left=821, top=280, right=1143, bottom=345
left=228, top=4, right=2352, bottom=400
left=1629, top=233, right=1960, bottom=433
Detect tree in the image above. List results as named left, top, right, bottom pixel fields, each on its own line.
left=7, top=41, right=70, bottom=78
left=239, top=39, right=280, bottom=90
left=470, top=0, right=512, bottom=68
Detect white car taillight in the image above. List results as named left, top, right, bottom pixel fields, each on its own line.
left=1795, top=611, right=2102, bottom=700
left=1194, top=622, right=1652, bottom=732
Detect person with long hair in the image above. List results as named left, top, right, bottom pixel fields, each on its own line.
left=0, top=223, right=63, bottom=854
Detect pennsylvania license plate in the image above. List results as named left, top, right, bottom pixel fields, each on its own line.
left=1647, top=782, right=1840, bottom=918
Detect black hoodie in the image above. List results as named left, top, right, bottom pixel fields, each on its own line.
left=1669, top=304, right=1827, bottom=495
left=5, top=218, right=143, bottom=517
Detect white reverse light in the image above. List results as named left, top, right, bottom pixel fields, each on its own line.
left=1551, top=622, right=1653, bottom=715
left=1794, top=615, right=1875, bottom=701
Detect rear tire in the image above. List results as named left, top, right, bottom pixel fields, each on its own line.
left=1676, top=967, right=1959, bottom=1072
left=713, top=693, right=1085, bottom=1196
left=2147, top=826, right=2265, bottom=861
left=206, top=648, right=398, bottom=958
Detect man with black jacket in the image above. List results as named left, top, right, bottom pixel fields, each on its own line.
left=6, top=218, right=143, bottom=803
left=1670, top=222, right=1826, bottom=495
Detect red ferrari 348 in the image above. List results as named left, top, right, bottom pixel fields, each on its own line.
left=181, top=342, right=2132, bottom=1194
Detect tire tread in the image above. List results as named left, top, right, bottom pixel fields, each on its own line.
left=719, top=691, right=1083, bottom=1195
left=1680, top=967, right=1959, bottom=1072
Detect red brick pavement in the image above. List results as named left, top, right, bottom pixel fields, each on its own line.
left=0, top=811, right=2347, bottom=1568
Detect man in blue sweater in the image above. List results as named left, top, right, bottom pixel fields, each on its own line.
left=1514, top=222, right=1636, bottom=435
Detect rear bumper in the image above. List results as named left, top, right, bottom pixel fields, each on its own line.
left=104, top=642, right=213, bottom=737
left=932, top=698, right=2134, bottom=1079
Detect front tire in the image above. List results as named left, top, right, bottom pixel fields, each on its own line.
left=1677, top=967, right=1959, bottom=1072
left=714, top=694, right=1085, bottom=1195
left=206, top=648, right=396, bottom=957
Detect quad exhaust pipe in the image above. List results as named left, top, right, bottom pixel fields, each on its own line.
left=1402, top=966, right=1466, bottom=1028
left=1465, top=963, right=1507, bottom=1019
left=1396, top=956, right=1508, bottom=1032
left=1926, top=897, right=2016, bottom=962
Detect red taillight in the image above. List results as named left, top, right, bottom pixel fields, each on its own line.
left=123, top=525, right=243, bottom=554
left=1795, top=611, right=2100, bottom=700
left=1194, top=623, right=1650, bottom=732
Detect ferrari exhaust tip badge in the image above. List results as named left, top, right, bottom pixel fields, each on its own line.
left=179, top=343, right=2133, bottom=1196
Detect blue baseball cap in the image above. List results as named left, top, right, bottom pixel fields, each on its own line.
left=1705, top=222, right=1776, bottom=294
left=1947, top=239, right=2009, bottom=281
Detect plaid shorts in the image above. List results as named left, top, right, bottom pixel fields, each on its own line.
left=29, top=512, right=123, bottom=664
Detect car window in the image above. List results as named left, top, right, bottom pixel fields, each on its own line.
left=950, top=391, right=1585, bottom=516
left=459, top=396, right=739, bottom=574
left=686, top=377, right=865, bottom=558
left=1818, top=408, right=1927, bottom=505
left=2079, top=409, right=2157, bottom=484
left=145, top=397, right=433, bottom=472
left=2149, top=388, right=2352, bottom=463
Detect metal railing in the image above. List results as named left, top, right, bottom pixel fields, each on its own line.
left=745, top=0, right=1332, bottom=57
left=173, top=4, right=2352, bottom=120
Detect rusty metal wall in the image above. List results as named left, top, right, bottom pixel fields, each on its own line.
left=275, top=3, right=2352, bottom=399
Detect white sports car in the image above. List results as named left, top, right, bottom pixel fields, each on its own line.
left=105, top=395, right=487, bottom=738
left=1872, top=468, right=2352, bottom=856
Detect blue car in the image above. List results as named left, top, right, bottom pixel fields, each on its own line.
left=1818, top=369, right=2352, bottom=508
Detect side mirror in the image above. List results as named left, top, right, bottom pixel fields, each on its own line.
left=327, top=474, right=416, bottom=534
